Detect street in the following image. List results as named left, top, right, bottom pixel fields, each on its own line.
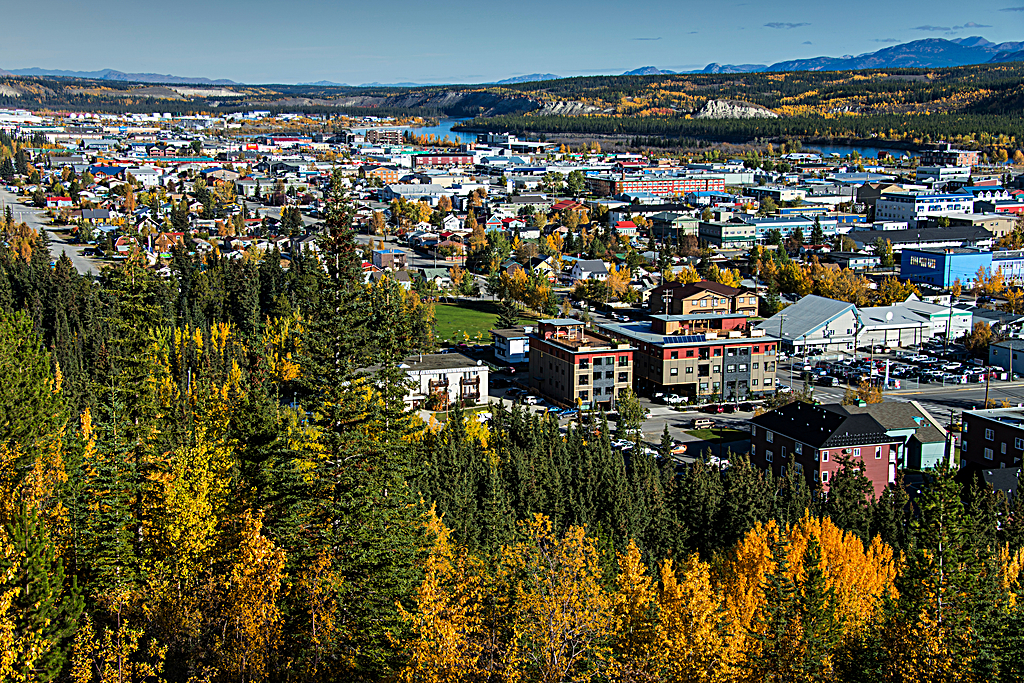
left=0, top=187, right=99, bottom=275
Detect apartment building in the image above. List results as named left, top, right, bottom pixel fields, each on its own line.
left=528, top=319, right=634, bottom=409
left=961, top=407, right=1024, bottom=470
left=750, top=401, right=901, bottom=497
left=586, top=173, right=725, bottom=197
left=647, top=281, right=758, bottom=317
left=919, top=144, right=979, bottom=168
left=599, top=315, right=780, bottom=402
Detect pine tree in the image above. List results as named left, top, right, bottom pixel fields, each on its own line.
left=821, top=454, right=874, bottom=542
left=496, top=297, right=519, bottom=329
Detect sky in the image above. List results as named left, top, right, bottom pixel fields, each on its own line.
left=2, top=0, right=1023, bottom=84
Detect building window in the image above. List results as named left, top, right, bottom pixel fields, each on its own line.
left=671, top=351, right=679, bottom=360
left=822, top=471, right=829, bottom=483
left=751, top=425, right=757, bottom=436
left=686, top=350, right=695, bottom=358
left=986, top=428, right=995, bottom=441
left=618, top=355, right=629, bottom=367
left=714, top=365, right=721, bottom=373
left=822, top=450, right=829, bottom=462
left=727, top=349, right=736, bottom=357
left=1003, top=442, right=1008, bottom=454
left=753, top=346, right=760, bottom=353
left=781, top=445, right=787, bottom=458
left=1016, top=438, right=1023, bottom=450
left=713, top=382, right=720, bottom=390
left=875, top=446, right=882, bottom=459
left=671, top=368, right=679, bottom=376
left=752, top=379, right=759, bottom=386
left=753, top=363, right=759, bottom=370
left=714, top=349, right=722, bottom=357
left=686, top=366, right=694, bottom=374
left=580, top=360, right=589, bottom=369
left=795, top=442, right=802, bottom=455
left=699, top=382, right=709, bottom=391
left=618, top=372, right=628, bottom=382
left=765, top=378, right=773, bottom=386
left=853, top=448, right=861, bottom=457
left=593, top=373, right=601, bottom=382
left=985, top=447, right=994, bottom=460
left=606, top=371, right=614, bottom=379
left=701, top=299, right=707, bottom=307
left=766, top=450, right=773, bottom=462
left=727, top=365, right=736, bottom=373
left=739, top=364, right=748, bottom=372
left=579, top=376, right=588, bottom=385
left=766, top=431, right=774, bottom=443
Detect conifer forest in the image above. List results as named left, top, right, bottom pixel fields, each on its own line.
left=6, top=170, right=1024, bottom=682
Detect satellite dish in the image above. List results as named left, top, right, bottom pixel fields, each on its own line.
left=886, top=311, right=893, bottom=321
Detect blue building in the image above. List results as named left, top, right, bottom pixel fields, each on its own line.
left=744, top=214, right=840, bottom=242
left=900, top=248, right=992, bottom=288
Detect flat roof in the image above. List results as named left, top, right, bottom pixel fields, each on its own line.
left=601, top=321, right=777, bottom=347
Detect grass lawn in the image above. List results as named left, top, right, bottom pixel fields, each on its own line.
left=434, top=301, right=500, bottom=344
left=685, top=429, right=750, bottom=442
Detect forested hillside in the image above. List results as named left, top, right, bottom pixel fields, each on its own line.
left=5, top=171, right=1024, bottom=681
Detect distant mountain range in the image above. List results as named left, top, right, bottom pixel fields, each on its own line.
left=493, top=73, right=560, bottom=84
left=623, top=37, right=1024, bottom=76
left=299, top=80, right=350, bottom=86
left=2, top=67, right=237, bottom=85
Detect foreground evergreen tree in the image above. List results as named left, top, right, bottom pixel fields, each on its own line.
left=0, top=503, right=83, bottom=682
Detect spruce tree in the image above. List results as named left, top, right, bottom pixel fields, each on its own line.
left=0, top=503, right=84, bottom=682
left=821, top=454, right=874, bottom=542
left=496, top=297, right=520, bottom=329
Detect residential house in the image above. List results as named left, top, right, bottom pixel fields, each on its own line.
left=372, top=249, right=407, bottom=270
left=570, top=260, right=609, bottom=281
left=647, top=281, right=757, bottom=317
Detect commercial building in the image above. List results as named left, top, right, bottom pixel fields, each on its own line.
left=647, top=281, right=758, bottom=317
left=916, top=166, right=971, bottom=183
left=365, top=129, right=403, bottom=145
left=599, top=316, right=780, bottom=402
left=899, top=247, right=992, bottom=288
left=919, top=144, right=980, bottom=168
left=944, top=212, right=1017, bottom=240
left=411, top=153, right=474, bottom=168
left=994, top=251, right=1024, bottom=283
left=750, top=401, right=901, bottom=497
left=585, top=173, right=725, bottom=197
left=847, top=226, right=994, bottom=253
left=528, top=319, right=634, bottom=410
left=491, top=325, right=532, bottom=364
left=756, top=295, right=861, bottom=354
left=743, top=215, right=840, bottom=242
left=960, top=407, right=1024, bottom=470
left=988, top=339, right=1024, bottom=375
left=874, top=191, right=974, bottom=223
left=698, top=220, right=757, bottom=249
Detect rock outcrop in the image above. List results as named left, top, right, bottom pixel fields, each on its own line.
left=694, top=99, right=779, bottom=119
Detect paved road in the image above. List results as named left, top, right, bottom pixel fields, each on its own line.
left=0, top=188, right=98, bottom=276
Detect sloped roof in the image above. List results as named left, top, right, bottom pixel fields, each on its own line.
left=756, top=294, right=856, bottom=341
left=752, top=400, right=895, bottom=449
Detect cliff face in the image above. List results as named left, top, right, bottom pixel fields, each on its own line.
left=694, top=99, right=779, bottom=119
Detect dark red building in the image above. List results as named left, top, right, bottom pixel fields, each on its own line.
left=750, top=401, right=900, bottom=497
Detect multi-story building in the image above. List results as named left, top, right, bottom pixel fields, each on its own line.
left=647, top=281, right=758, bottom=317
left=960, top=407, right=1024, bottom=470
left=599, top=315, right=780, bottom=402
left=920, top=144, right=980, bottom=168
left=874, top=190, right=975, bottom=222
left=371, top=249, right=407, bottom=270
left=366, top=129, right=404, bottom=145
left=750, top=401, right=902, bottom=497
left=899, top=247, right=992, bottom=288
left=528, top=319, right=634, bottom=409
left=491, top=325, right=533, bottom=364
left=698, top=220, right=757, bottom=249
left=389, top=352, right=488, bottom=409
left=915, top=166, right=971, bottom=183
left=411, top=153, right=475, bottom=168
left=361, top=165, right=403, bottom=184
left=586, top=173, right=725, bottom=197
left=743, top=215, right=840, bottom=243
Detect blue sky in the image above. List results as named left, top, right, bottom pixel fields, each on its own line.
left=2, top=0, right=1023, bottom=84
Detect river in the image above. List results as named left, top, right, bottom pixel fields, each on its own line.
left=352, top=118, right=477, bottom=144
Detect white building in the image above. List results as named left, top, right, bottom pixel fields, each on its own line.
left=491, top=326, right=533, bottom=364
left=875, top=191, right=975, bottom=222
left=397, top=353, right=489, bottom=408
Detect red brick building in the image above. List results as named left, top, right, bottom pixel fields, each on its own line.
left=960, top=407, right=1024, bottom=470
left=750, top=401, right=900, bottom=497
left=411, top=153, right=474, bottom=168
left=585, top=173, right=725, bottom=197
left=528, top=319, right=634, bottom=410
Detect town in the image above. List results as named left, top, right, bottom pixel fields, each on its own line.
left=3, top=83, right=1024, bottom=680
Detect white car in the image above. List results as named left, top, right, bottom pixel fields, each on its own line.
left=522, top=395, right=539, bottom=405
left=777, top=384, right=793, bottom=393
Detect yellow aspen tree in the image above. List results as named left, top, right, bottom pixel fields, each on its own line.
left=397, top=508, right=485, bottom=683
left=606, top=540, right=661, bottom=680
left=69, top=612, right=168, bottom=683
left=216, top=510, right=286, bottom=682
left=501, top=515, right=612, bottom=683
left=659, top=557, right=731, bottom=683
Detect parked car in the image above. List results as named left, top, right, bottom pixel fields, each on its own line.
left=777, top=385, right=793, bottom=393
left=816, top=376, right=840, bottom=387
left=704, top=404, right=726, bottom=414
left=691, top=418, right=715, bottom=429
left=664, top=394, right=685, bottom=405
left=521, top=395, right=539, bottom=405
